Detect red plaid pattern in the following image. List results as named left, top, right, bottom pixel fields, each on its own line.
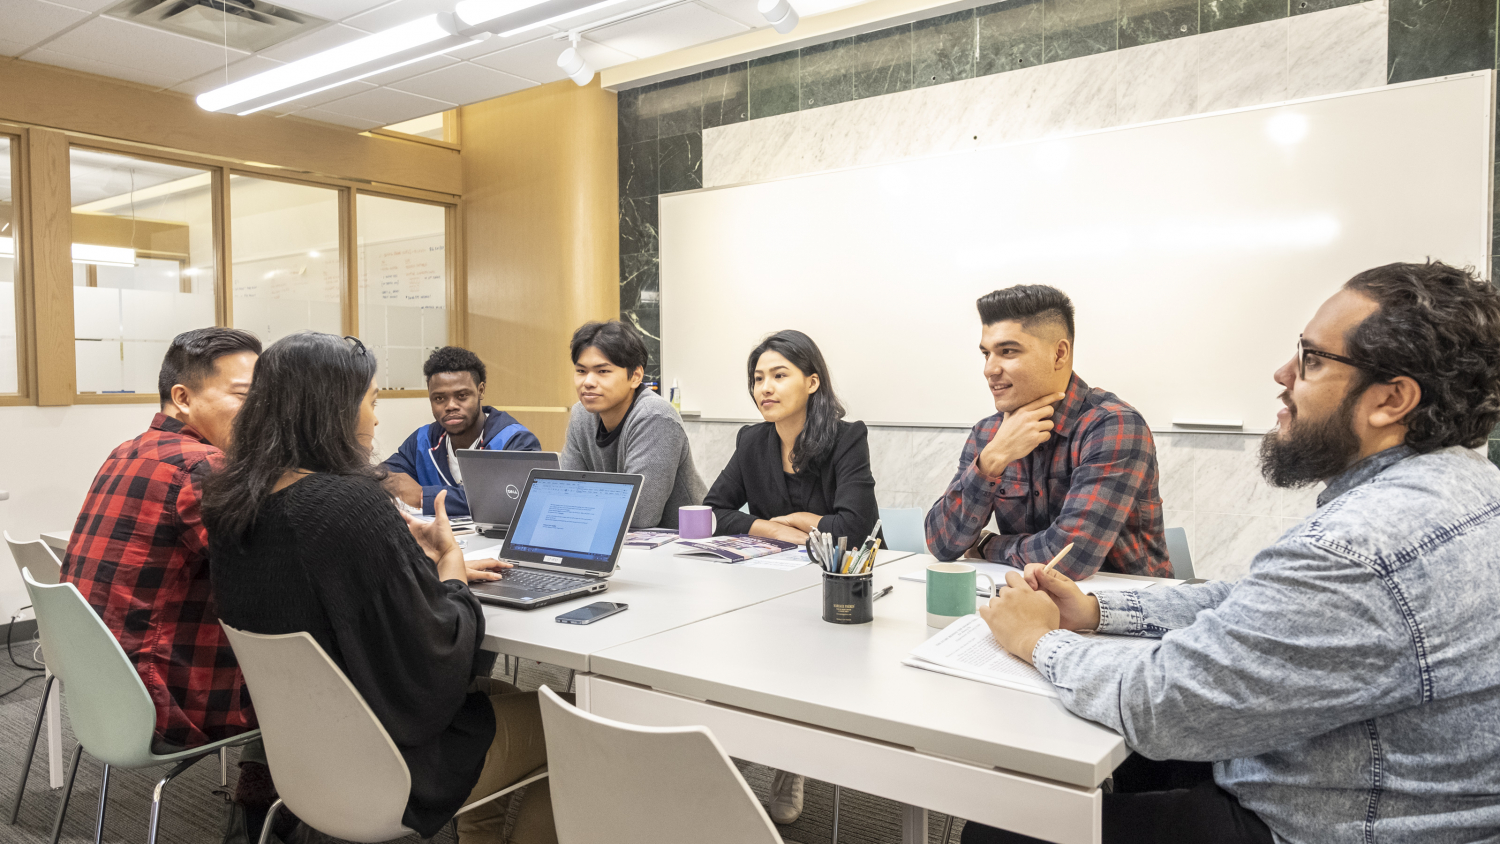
left=62, top=414, right=254, bottom=748
left=924, top=374, right=1170, bottom=579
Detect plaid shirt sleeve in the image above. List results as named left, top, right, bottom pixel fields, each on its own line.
left=923, top=418, right=999, bottom=561
left=984, top=409, right=1157, bottom=579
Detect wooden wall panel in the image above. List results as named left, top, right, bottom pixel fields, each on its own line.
left=461, top=79, right=619, bottom=433
left=25, top=128, right=76, bottom=405
left=0, top=58, right=460, bottom=195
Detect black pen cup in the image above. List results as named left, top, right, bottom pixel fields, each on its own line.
left=822, top=571, right=874, bottom=624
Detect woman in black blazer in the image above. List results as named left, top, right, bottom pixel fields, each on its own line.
left=703, top=330, right=880, bottom=547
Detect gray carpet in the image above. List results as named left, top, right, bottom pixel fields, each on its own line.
left=0, top=641, right=965, bottom=844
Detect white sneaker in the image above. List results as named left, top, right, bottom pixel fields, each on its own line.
left=768, top=771, right=805, bottom=825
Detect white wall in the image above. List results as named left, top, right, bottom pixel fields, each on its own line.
left=0, top=397, right=436, bottom=623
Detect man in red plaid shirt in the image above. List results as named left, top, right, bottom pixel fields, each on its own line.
left=925, top=285, right=1170, bottom=579
left=63, top=327, right=261, bottom=748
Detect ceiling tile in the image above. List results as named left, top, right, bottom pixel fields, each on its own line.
left=388, top=60, right=534, bottom=105
left=0, top=0, right=89, bottom=49
left=358, top=52, right=458, bottom=85
left=0, top=38, right=30, bottom=57
left=26, top=48, right=181, bottom=88
left=36, top=16, right=250, bottom=82
left=317, top=85, right=454, bottom=123
left=42, top=0, right=117, bottom=15
left=266, top=79, right=379, bottom=112
left=344, top=0, right=454, bottom=34
left=690, top=0, right=765, bottom=29
left=254, top=22, right=369, bottom=61
left=170, top=55, right=284, bottom=95
left=445, top=28, right=558, bottom=60
left=587, top=2, right=748, bottom=58
left=284, top=107, right=385, bottom=129
left=470, top=33, right=633, bottom=84
left=276, top=0, right=390, bottom=22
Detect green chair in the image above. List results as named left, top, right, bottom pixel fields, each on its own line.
left=20, top=568, right=259, bottom=844
left=878, top=508, right=928, bottom=554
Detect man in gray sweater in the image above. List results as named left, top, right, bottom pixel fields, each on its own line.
left=562, top=320, right=706, bottom=529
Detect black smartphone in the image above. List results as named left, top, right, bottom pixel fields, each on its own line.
left=556, top=601, right=629, bottom=625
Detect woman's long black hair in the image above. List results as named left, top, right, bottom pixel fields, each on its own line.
left=203, top=332, right=383, bottom=546
left=746, top=330, right=845, bottom=474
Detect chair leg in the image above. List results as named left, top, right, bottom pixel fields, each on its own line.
left=48, top=744, right=82, bottom=844
left=220, top=747, right=228, bottom=787
left=146, top=756, right=205, bottom=844
left=566, top=669, right=576, bottom=694
left=939, top=814, right=955, bottom=844
left=93, top=764, right=110, bottom=844
left=831, top=785, right=841, bottom=844
left=256, top=799, right=284, bottom=844
left=8, top=673, right=53, bottom=824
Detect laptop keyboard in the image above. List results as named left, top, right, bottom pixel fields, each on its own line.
left=500, top=568, right=588, bottom=594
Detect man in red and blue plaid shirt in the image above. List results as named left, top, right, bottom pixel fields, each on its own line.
left=63, top=328, right=261, bottom=749
left=925, top=285, right=1170, bottom=579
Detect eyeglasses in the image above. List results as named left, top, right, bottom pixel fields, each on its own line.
left=1296, top=335, right=1404, bottom=382
left=343, top=335, right=368, bottom=356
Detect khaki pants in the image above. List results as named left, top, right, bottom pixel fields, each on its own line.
left=458, top=679, right=572, bottom=844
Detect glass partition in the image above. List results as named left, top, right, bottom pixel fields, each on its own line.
left=230, top=175, right=342, bottom=346
left=69, top=148, right=217, bottom=395
left=0, top=137, right=16, bottom=394
left=357, top=193, right=448, bottom=390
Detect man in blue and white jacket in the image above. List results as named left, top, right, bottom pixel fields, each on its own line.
left=382, top=346, right=541, bottom=517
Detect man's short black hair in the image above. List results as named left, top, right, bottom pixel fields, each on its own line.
left=423, top=346, right=486, bottom=387
left=158, top=328, right=262, bottom=405
left=1342, top=261, right=1500, bottom=451
left=976, top=284, right=1076, bottom=341
left=570, top=320, right=648, bottom=374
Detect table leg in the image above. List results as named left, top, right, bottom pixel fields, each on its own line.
left=573, top=673, right=593, bottom=712
left=901, top=803, right=928, bottom=844
left=46, top=670, right=62, bottom=789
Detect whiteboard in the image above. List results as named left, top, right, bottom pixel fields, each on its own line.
left=661, top=73, right=1493, bottom=431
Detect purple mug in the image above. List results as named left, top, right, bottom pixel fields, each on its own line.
left=679, top=505, right=716, bottom=540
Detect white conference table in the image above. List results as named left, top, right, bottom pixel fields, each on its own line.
left=584, top=554, right=1131, bottom=844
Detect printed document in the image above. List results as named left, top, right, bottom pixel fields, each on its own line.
left=903, top=615, right=1059, bottom=698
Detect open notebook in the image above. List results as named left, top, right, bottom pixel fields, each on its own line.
left=902, top=615, right=1059, bottom=698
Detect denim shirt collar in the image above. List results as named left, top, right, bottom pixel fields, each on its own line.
left=1316, top=444, right=1417, bottom=508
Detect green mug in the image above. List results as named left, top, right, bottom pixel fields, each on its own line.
left=926, top=563, right=997, bottom=628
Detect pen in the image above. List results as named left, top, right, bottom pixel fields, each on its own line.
left=1043, top=542, right=1076, bottom=574
left=873, top=585, right=893, bottom=601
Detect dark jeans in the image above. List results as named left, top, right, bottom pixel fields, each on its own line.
left=959, top=757, right=1274, bottom=844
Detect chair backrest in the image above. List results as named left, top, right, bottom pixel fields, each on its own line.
left=6, top=532, right=62, bottom=585
left=220, top=624, right=412, bottom=843
left=1164, top=527, right=1194, bottom=580
left=20, top=568, right=159, bottom=768
left=878, top=508, right=927, bottom=554
left=537, top=686, right=781, bottom=844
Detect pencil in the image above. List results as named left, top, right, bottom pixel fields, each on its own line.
left=1042, top=542, right=1075, bottom=574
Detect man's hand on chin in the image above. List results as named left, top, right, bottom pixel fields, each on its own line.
left=977, top=571, right=1062, bottom=665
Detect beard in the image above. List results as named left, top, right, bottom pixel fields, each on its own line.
left=1258, top=389, right=1363, bottom=489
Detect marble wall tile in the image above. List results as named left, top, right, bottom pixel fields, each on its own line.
left=620, top=251, right=659, bottom=313
left=801, top=37, right=857, bottom=109
left=618, top=138, right=658, bottom=198
left=1116, top=37, right=1198, bottom=122
left=1195, top=512, right=1283, bottom=579
left=748, top=52, right=801, bottom=119
left=851, top=26, right=914, bottom=99
left=966, top=50, right=1120, bottom=145
left=1194, top=434, right=1280, bottom=516
left=703, top=63, right=749, bottom=129
left=913, top=10, right=978, bottom=88
left=1489, top=437, right=1499, bottom=468
left=1196, top=18, right=1289, bottom=112
left=658, top=132, right=703, bottom=193
left=1155, top=431, right=1196, bottom=511
left=1202, top=0, right=1289, bottom=31
left=651, top=73, right=705, bottom=137
left=617, top=84, right=657, bottom=146
left=702, top=109, right=802, bottom=186
left=1279, top=482, right=1323, bottom=519
left=1288, top=0, right=1386, bottom=99
left=1119, top=0, right=1200, bottom=48
left=619, top=196, right=658, bottom=255
left=683, top=420, right=743, bottom=482
left=1294, top=0, right=1362, bottom=11
left=976, top=0, right=1046, bottom=76
left=1044, top=0, right=1120, bottom=63
left=1386, top=0, right=1497, bottom=83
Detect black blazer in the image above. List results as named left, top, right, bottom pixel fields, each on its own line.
left=703, top=419, right=879, bottom=542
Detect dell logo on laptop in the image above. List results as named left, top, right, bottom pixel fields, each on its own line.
left=506, top=484, right=520, bottom=499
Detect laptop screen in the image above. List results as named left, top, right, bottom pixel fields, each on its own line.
left=502, top=470, right=642, bottom=574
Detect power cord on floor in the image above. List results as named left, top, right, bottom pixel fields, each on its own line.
left=0, top=609, right=46, bottom=700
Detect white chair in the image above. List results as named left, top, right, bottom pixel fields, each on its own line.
left=220, top=623, right=546, bottom=844
left=5, top=532, right=64, bottom=826
left=537, top=685, right=782, bottom=844
left=1165, top=527, right=1195, bottom=580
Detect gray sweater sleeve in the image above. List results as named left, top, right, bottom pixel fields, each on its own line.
left=620, top=409, right=692, bottom=528
left=560, top=403, right=591, bottom=471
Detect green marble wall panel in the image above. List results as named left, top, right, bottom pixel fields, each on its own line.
left=851, top=26, right=914, bottom=99
left=1387, top=0, right=1498, bottom=83
left=1044, top=0, right=1120, bottom=62
left=748, top=52, right=801, bottom=119
left=975, top=0, right=1046, bottom=75
left=800, top=37, right=857, bottom=108
left=1119, top=0, right=1200, bottom=46
left=912, top=10, right=977, bottom=88
left=703, top=63, right=749, bottom=129
left=1202, top=0, right=1288, bottom=31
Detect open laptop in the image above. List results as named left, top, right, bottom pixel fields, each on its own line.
left=468, top=469, right=643, bottom=610
left=456, top=450, right=561, bottom=538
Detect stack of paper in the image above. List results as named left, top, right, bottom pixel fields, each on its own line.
left=902, top=615, right=1059, bottom=698
left=897, top=564, right=1157, bottom=596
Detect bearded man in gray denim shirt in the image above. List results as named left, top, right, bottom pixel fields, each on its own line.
left=969, top=261, right=1500, bottom=844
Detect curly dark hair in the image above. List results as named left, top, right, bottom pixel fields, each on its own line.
left=423, top=346, right=486, bottom=387
left=1342, top=261, right=1500, bottom=452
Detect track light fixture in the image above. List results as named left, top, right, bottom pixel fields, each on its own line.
left=757, top=0, right=799, bottom=34
left=557, top=33, right=595, bottom=86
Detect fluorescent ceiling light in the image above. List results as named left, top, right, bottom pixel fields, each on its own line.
left=456, top=0, right=634, bottom=38
left=197, top=14, right=486, bottom=115
left=72, top=244, right=138, bottom=267
left=0, top=237, right=138, bottom=268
